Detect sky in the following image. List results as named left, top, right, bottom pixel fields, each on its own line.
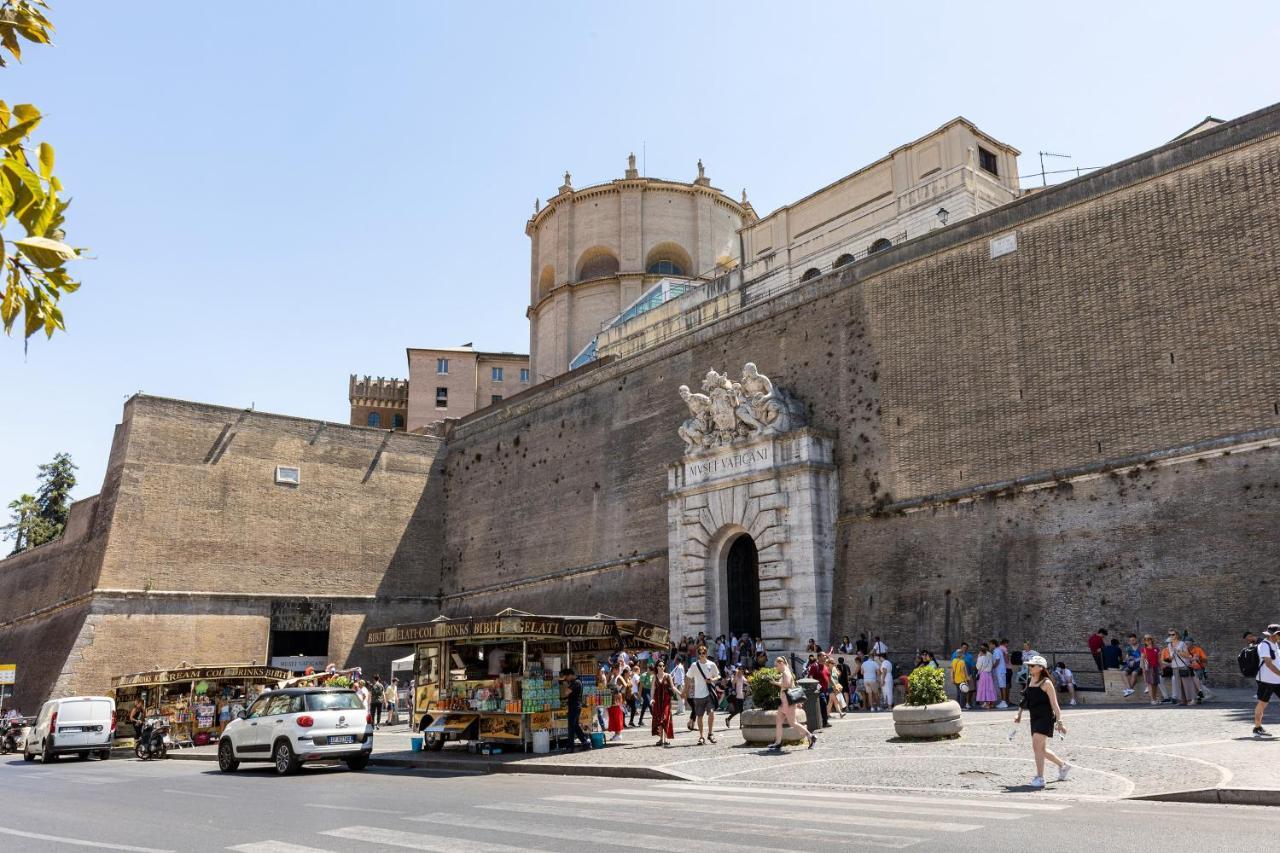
left=1, top=1, right=1278, bottom=510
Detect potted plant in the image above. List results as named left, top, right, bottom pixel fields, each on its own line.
left=892, top=665, right=962, bottom=739
left=738, top=667, right=809, bottom=745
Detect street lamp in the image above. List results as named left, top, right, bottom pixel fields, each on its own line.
left=936, top=207, right=949, bottom=226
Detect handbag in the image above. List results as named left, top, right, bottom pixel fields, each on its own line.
left=694, top=660, right=723, bottom=703
left=959, top=682, right=970, bottom=693
left=784, top=686, right=806, bottom=704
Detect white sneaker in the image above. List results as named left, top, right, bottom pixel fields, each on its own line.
left=996, top=702, right=1009, bottom=710
left=1030, top=776, right=1045, bottom=789
left=1122, top=688, right=1134, bottom=697
left=1068, top=699, right=1076, bottom=706
left=1057, top=763, right=1071, bottom=781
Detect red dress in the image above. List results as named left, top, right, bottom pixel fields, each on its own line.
left=651, top=676, right=674, bottom=739
left=606, top=702, right=625, bottom=733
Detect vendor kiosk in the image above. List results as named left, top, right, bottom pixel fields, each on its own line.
left=365, top=609, right=668, bottom=752
left=109, top=664, right=291, bottom=747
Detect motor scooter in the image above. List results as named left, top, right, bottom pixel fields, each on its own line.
left=134, top=718, right=171, bottom=760
left=0, top=717, right=26, bottom=754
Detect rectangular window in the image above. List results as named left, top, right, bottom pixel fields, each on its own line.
left=978, top=146, right=998, bottom=176
left=520, top=368, right=530, bottom=383
left=491, top=394, right=503, bottom=405
left=491, top=366, right=504, bottom=381
left=274, top=466, right=300, bottom=486
left=435, top=387, right=448, bottom=409
left=436, top=358, right=449, bottom=374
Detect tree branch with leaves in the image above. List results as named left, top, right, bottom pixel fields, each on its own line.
left=0, top=0, right=84, bottom=344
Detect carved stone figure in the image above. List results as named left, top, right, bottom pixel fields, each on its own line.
left=678, top=362, right=807, bottom=452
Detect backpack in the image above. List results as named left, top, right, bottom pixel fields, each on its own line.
left=1239, top=643, right=1261, bottom=678
left=371, top=682, right=385, bottom=702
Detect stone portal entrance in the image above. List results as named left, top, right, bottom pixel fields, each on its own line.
left=725, top=534, right=761, bottom=638
left=666, top=363, right=837, bottom=652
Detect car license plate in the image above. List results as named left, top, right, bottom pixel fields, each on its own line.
left=329, top=735, right=355, bottom=744
left=59, top=726, right=84, bottom=733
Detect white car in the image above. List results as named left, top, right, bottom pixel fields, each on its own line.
left=218, top=687, right=373, bottom=775
left=24, top=696, right=116, bottom=762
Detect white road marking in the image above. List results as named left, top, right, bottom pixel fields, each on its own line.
left=410, top=811, right=776, bottom=853
left=162, top=788, right=230, bottom=799
left=650, top=781, right=1071, bottom=811
left=545, top=794, right=982, bottom=833
left=228, top=843, right=339, bottom=853
left=0, top=825, right=173, bottom=852
left=303, top=802, right=402, bottom=815
left=469, top=802, right=921, bottom=849
left=323, top=825, right=555, bottom=853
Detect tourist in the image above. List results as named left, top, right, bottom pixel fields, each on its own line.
left=808, top=654, right=831, bottom=727
left=625, top=665, right=640, bottom=726
left=994, top=638, right=1011, bottom=709
left=716, top=635, right=729, bottom=671
left=369, top=675, right=385, bottom=729
left=1121, top=634, right=1142, bottom=696
left=917, top=650, right=939, bottom=669
left=385, top=678, right=399, bottom=726
left=878, top=651, right=895, bottom=710
left=355, top=679, right=371, bottom=710
left=767, top=656, right=816, bottom=751
left=836, top=655, right=854, bottom=710
left=685, top=644, right=722, bottom=745
left=950, top=643, right=971, bottom=709
left=856, top=633, right=869, bottom=655
left=806, top=639, right=820, bottom=654
left=1053, top=662, right=1077, bottom=705
left=651, top=660, right=676, bottom=746
left=839, top=635, right=855, bottom=654
left=826, top=658, right=846, bottom=719
left=860, top=653, right=881, bottom=711
left=129, top=698, right=146, bottom=739
left=669, top=654, right=686, bottom=717
left=1088, top=628, right=1107, bottom=671
left=1252, top=624, right=1280, bottom=737
left=975, top=643, right=997, bottom=709
left=871, top=636, right=888, bottom=656
left=1013, top=655, right=1070, bottom=789
left=725, top=665, right=747, bottom=728
left=638, top=661, right=653, bottom=725
left=1017, top=640, right=1039, bottom=691
left=607, top=668, right=627, bottom=740
left=559, top=668, right=592, bottom=752
left=1140, top=634, right=1163, bottom=704
left=1102, top=638, right=1122, bottom=670
left=1165, top=629, right=1198, bottom=706
left=1186, top=635, right=1214, bottom=702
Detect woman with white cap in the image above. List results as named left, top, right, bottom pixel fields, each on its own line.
left=1012, top=654, right=1070, bottom=789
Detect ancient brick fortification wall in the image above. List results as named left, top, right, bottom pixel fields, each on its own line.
left=836, top=438, right=1280, bottom=680
left=0, top=395, right=444, bottom=705
left=439, top=104, right=1280, bottom=643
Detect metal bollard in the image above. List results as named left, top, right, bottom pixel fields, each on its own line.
left=797, top=677, right=821, bottom=730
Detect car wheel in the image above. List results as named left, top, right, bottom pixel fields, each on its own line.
left=42, top=740, right=58, bottom=763
left=345, top=754, right=369, bottom=771
left=425, top=732, right=445, bottom=751
left=217, top=739, right=239, bottom=773
left=98, top=749, right=111, bottom=760
left=78, top=751, right=90, bottom=760
left=22, top=744, right=34, bottom=762
left=272, top=739, right=299, bottom=775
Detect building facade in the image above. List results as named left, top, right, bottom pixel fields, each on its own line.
left=348, top=375, right=408, bottom=430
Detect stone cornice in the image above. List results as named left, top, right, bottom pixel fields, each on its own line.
left=526, top=176, right=745, bottom=234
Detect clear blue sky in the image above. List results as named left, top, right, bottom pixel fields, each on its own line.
left=2, top=1, right=1278, bottom=509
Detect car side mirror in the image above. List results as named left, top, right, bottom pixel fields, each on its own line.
left=237, top=711, right=247, bottom=720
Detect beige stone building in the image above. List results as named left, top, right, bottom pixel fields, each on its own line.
left=405, top=345, right=529, bottom=431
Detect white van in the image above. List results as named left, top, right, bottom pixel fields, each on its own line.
left=23, top=696, right=116, bottom=762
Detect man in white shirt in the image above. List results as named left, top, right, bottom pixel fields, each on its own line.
left=878, top=654, right=895, bottom=710
left=669, top=655, right=686, bottom=716
left=871, top=637, right=888, bottom=656
left=1253, top=624, right=1280, bottom=737
left=993, top=640, right=1010, bottom=709
left=684, top=645, right=722, bottom=743
left=860, top=655, right=881, bottom=711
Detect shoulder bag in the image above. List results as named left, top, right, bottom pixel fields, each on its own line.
left=694, top=660, right=723, bottom=703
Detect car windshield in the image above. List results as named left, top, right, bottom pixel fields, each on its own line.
left=305, top=692, right=363, bottom=711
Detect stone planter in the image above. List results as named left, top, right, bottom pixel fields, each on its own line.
left=892, top=700, right=963, bottom=739
left=739, top=708, right=809, bottom=746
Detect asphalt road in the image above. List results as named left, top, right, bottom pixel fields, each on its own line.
left=1, top=753, right=1277, bottom=852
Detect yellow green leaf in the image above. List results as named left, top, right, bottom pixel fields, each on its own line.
left=31, top=188, right=55, bottom=235
left=37, top=141, right=52, bottom=178
left=14, top=235, right=76, bottom=269
left=2, top=28, right=22, bottom=63
left=0, top=171, right=13, bottom=220
left=0, top=100, right=9, bottom=128
left=0, top=116, right=40, bottom=147
left=11, top=103, right=40, bottom=123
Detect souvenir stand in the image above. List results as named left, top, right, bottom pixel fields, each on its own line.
left=109, top=664, right=291, bottom=747
left=364, top=609, right=669, bottom=752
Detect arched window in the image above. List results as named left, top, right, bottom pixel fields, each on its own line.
left=833, top=254, right=855, bottom=269
left=576, top=247, right=620, bottom=281
left=392, top=414, right=404, bottom=430
left=647, top=259, right=685, bottom=276
left=800, top=267, right=822, bottom=282
left=869, top=238, right=893, bottom=254
left=537, top=265, right=555, bottom=299
left=367, top=412, right=381, bottom=428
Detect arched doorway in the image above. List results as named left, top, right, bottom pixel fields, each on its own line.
left=725, top=534, right=761, bottom=638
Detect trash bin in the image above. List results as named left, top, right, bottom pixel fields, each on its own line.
left=590, top=731, right=605, bottom=748
left=532, top=729, right=551, bottom=754
left=410, top=735, right=423, bottom=751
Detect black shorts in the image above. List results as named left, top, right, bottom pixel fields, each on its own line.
left=1029, top=715, right=1056, bottom=737
left=1258, top=682, right=1280, bottom=702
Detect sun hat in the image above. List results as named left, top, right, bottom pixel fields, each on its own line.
left=1025, top=655, right=1048, bottom=668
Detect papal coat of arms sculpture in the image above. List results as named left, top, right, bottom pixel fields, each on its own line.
left=677, top=362, right=807, bottom=452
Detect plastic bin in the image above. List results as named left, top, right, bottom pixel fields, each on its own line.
left=410, top=735, right=423, bottom=751
left=590, top=731, right=605, bottom=749
left=532, top=729, right=551, bottom=754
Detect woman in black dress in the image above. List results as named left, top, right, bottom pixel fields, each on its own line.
left=1012, top=655, right=1070, bottom=788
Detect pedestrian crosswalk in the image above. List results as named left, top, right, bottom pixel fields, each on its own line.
left=226, top=780, right=1072, bottom=852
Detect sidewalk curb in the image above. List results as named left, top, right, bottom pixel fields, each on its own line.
left=368, top=755, right=690, bottom=781
left=1133, top=788, right=1280, bottom=807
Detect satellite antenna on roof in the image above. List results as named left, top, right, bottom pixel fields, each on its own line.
left=461, top=342, right=473, bottom=347
left=1038, top=151, right=1071, bottom=188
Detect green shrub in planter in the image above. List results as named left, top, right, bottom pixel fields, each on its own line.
left=748, top=667, right=781, bottom=711
left=905, top=666, right=946, bottom=706
left=328, top=675, right=353, bottom=688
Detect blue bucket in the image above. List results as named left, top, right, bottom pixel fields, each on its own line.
left=590, top=731, right=605, bottom=748
left=410, top=735, right=423, bottom=751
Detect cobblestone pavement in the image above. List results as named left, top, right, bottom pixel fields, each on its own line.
left=364, top=694, right=1278, bottom=800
